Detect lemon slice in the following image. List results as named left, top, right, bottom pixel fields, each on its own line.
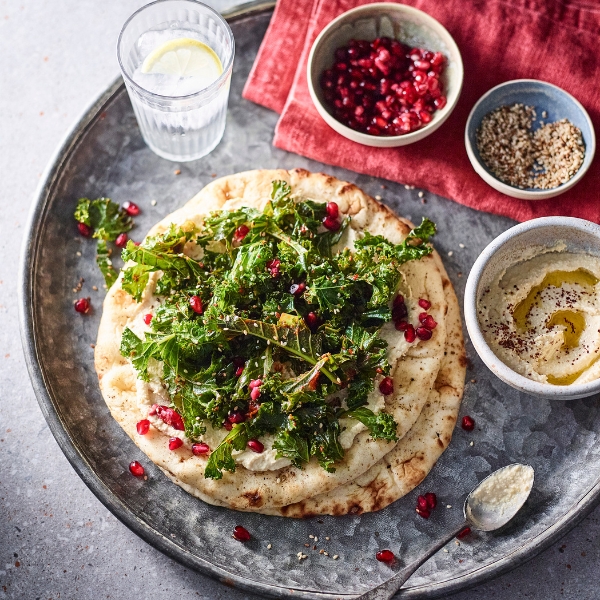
left=141, top=37, right=223, bottom=85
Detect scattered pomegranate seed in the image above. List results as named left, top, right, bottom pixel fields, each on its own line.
left=290, top=282, right=306, bottom=296
left=143, top=313, right=153, bottom=325
left=456, top=526, right=472, bottom=540
left=422, top=315, right=437, bottom=330
left=418, top=312, right=428, bottom=322
left=129, top=461, right=145, bottom=477
left=115, top=233, right=128, bottom=248
left=376, top=549, right=395, bottom=563
left=395, top=320, right=409, bottom=331
left=233, top=525, right=251, bottom=541
left=418, top=298, right=431, bottom=310
left=152, top=405, right=185, bottom=430
left=392, top=303, right=408, bottom=322
left=192, top=442, right=210, bottom=456
left=416, top=507, right=431, bottom=519
left=74, top=298, right=90, bottom=314
left=122, top=201, right=140, bottom=216
left=305, top=312, right=319, bottom=331
left=227, top=411, right=246, bottom=424
left=393, top=294, right=405, bottom=306
left=249, top=379, right=262, bottom=389
left=416, top=326, right=432, bottom=341
left=233, top=224, right=250, bottom=242
left=168, top=437, right=183, bottom=451
left=223, top=422, right=233, bottom=431
left=189, top=295, right=203, bottom=314
left=136, top=419, right=150, bottom=435
left=266, top=258, right=281, bottom=277
left=77, top=222, right=92, bottom=237
left=247, top=439, right=265, bottom=453
left=250, top=387, right=261, bottom=401
left=404, top=324, right=416, bottom=343
left=326, top=202, right=339, bottom=219
left=323, top=215, right=340, bottom=231
left=379, top=376, right=394, bottom=395
left=235, top=366, right=244, bottom=377
left=462, top=415, right=475, bottom=431
left=424, top=492, right=437, bottom=510
left=417, top=495, right=429, bottom=511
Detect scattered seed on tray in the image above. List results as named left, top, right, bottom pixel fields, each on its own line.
left=476, top=103, right=585, bottom=190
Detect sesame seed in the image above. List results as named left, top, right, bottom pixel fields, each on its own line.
left=309, top=535, right=314, bottom=539
left=325, top=537, right=330, bottom=540
left=418, top=191, right=424, bottom=198
left=267, top=544, right=272, bottom=549
left=448, top=251, right=453, bottom=257
left=76, top=251, right=82, bottom=257
left=333, top=555, right=339, bottom=560
left=459, top=243, right=465, bottom=248
left=470, top=441, right=474, bottom=446
left=446, top=504, right=452, bottom=509
left=404, top=184, right=410, bottom=189
left=375, top=195, right=382, bottom=200
left=151, top=200, right=157, bottom=206
left=443, top=548, right=449, bottom=553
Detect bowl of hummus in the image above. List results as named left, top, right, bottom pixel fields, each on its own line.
left=465, top=217, right=600, bottom=400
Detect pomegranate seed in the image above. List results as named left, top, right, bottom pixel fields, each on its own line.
left=290, top=282, right=306, bottom=296
left=250, top=387, right=261, bottom=401
left=129, top=461, right=145, bottom=477
left=266, top=258, right=281, bottom=277
left=228, top=411, right=246, bottom=424
left=395, top=320, right=409, bottom=331
left=189, top=295, right=203, bottom=314
left=422, top=315, right=437, bottom=330
left=115, top=233, right=128, bottom=248
left=136, top=419, right=150, bottom=435
left=434, top=96, right=447, bottom=110
left=233, top=356, right=245, bottom=368
left=379, top=376, right=394, bottom=395
left=168, top=437, right=183, bottom=451
left=233, top=525, right=251, bottom=541
left=462, top=415, right=475, bottom=431
left=247, top=439, right=264, bottom=453
left=143, top=313, right=152, bottom=325
left=404, top=324, right=416, bottom=343
left=457, top=527, right=472, bottom=540
left=416, top=326, right=432, bottom=341
left=122, top=201, right=140, bottom=216
left=323, top=215, right=340, bottom=231
left=393, top=294, right=405, bottom=306
left=153, top=405, right=185, bottom=431
left=392, top=303, right=408, bottom=322
left=431, top=52, right=445, bottom=67
left=326, top=202, right=339, bottom=218
left=249, top=379, right=262, bottom=389
left=235, top=366, right=244, bottom=377
left=74, top=298, right=90, bottom=314
left=418, top=298, right=431, bottom=309
left=234, top=224, right=250, bottom=241
left=192, top=442, right=210, bottom=456
left=376, top=549, right=395, bottom=563
left=417, top=495, right=428, bottom=511
left=424, top=492, right=437, bottom=510
left=418, top=312, right=428, bottom=323
left=416, top=507, right=431, bottom=519
left=77, top=222, right=92, bottom=237
left=223, top=422, right=233, bottom=431
left=305, top=312, right=319, bottom=331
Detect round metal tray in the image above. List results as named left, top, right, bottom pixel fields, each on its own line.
left=19, top=2, right=600, bottom=598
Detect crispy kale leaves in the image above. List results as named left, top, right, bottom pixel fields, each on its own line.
left=118, top=181, right=436, bottom=478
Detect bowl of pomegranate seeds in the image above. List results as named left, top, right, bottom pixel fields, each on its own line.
left=307, top=3, right=463, bottom=147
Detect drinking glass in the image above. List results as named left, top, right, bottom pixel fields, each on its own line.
left=117, top=0, right=235, bottom=162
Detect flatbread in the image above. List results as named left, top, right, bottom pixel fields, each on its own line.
left=95, top=169, right=452, bottom=512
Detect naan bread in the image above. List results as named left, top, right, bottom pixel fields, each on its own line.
left=95, top=169, right=454, bottom=512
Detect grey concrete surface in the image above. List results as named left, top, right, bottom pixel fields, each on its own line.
left=1, top=1, right=600, bottom=599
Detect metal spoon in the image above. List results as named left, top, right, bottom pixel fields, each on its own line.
left=357, top=463, right=535, bottom=600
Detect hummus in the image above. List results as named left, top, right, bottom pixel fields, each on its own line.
left=479, top=251, right=600, bottom=385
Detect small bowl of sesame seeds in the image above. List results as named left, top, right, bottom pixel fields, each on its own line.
left=465, top=79, right=595, bottom=200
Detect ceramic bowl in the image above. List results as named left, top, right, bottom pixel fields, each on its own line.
left=464, top=217, right=600, bottom=400
left=465, top=79, right=596, bottom=200
left=307, top=3, right=463, bottom=147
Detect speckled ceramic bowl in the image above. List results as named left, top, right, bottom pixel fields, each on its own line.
left=465, top=80, right=596, bottom=200
left=307, top=3, right=463, bottom=147
left=464, top=217, right=600, bottom=400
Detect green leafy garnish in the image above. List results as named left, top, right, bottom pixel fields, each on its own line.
left=118, top=180, right=436, bottom=478
left=75, top=197, right=134, bottom=286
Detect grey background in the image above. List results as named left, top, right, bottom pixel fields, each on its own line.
left=1, top=1, right=600, bottom=599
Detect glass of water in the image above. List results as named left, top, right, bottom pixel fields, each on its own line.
left=117, top=0, right=235, bottom=162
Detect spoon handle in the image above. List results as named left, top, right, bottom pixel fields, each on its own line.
left=356, top=523, right=467, bottom=600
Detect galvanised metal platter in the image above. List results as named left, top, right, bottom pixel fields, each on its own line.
left=19, top=2, right=600, bottom=598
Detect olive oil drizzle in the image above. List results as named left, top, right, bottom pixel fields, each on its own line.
left=512, top=269, right=599, bottom=386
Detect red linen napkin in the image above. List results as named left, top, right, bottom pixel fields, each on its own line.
left=243, top=0, right=600, bottom=223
